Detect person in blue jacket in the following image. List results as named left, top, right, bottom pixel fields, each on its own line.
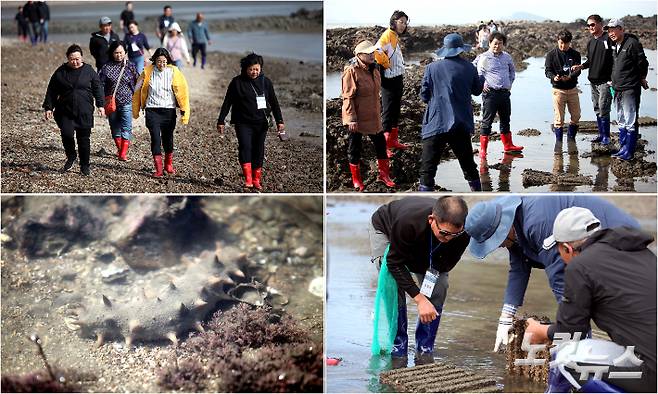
left=419, top=33, right=484, bottom=192
left=187, top=13, right=212, bottom=69
left=464, top=195, right=640, bottom=352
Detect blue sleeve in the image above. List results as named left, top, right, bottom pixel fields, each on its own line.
left=142, top=34, right=150, bottom=50
left=539, top=248, right=565, bottom=302
left=420, top=67, right=432, bottom=103
left=508, top=55, right=516, bottom=84
left=472, top=65, right=484, bottom=96
left=503, top=244, right=531, bottom=306
left=204, top=25, right=210, bottom=41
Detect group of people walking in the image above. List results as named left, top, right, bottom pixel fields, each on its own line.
left=41, top=4, right=284, bottom=190
left=341, top=11, right=649, bottom=192
left=14, top=1, right=49, bottom=45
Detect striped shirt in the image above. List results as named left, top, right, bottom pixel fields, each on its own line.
left=376, top=29, right=405, bottom=78
left=145, top=67, right=176, bottom=108
left=473, top=51, right=515, bottom=90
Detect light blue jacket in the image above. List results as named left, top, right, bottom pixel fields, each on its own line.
left=503, top=195, right=640, bottom=307
left=187, top=21, right=210, bottom=45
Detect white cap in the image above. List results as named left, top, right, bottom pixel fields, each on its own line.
left=542, top=207, right=601, bottom=250
left=168, top=22, right=182, bottom=32
left=603, top=18, right=624, bottom=30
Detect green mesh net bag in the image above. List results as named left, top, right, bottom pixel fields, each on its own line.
left=371, top=245, right=399, bottom=355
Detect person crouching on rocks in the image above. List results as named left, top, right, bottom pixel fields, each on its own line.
left=216, top=53, right=284, bottom=191
left=99, top=41, right=138, bottom=161
left=132, top=47, right=190, bottom=178
left=43, top=44, right=105, bottom=176
left=341, top=40, right=395, bottom=192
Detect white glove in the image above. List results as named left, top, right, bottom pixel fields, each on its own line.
left=493, top=304, right=518, bottom=352
left=493, top=316, right=513, bottom=352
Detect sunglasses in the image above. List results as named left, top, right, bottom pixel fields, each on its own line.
left=438, top=228, right=464, bottom=237
left=587, top=23, right=597, bottom=27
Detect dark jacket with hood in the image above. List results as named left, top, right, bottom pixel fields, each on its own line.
left=581, top=32, right=613, bottom=84
left=42, top=63, right=104, bottom=129
left=547, top=227, right=657, bottom=390
left=611, top=32, right=649, bottom=91
left=216, top=73, right=283, bottom=126
left=371, top=197, right=470, bottom=298
left=89, top=30, right=120, bottom=71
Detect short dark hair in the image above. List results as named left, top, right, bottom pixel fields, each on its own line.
left=389, top=10, right=409, bottom=34
left=489, top=32, right=507, bottom=44
left=125, top=1, right=132, bottom=5
left=150, top=47, right=173, bottom=64
left=240, top=53, right=264, bottom=74
left=164, top=5, right=172, bottom=11
left=557, top=29, right=573, bottom=43
left=432, top=196, right=468, bottom=228
left=66, top=44, right=83, bottom=57
left=107, top=40, right=126, bottom=58
left=586, top=14, right=602, bottom=23
left=128, top=20, right=138, bottom=27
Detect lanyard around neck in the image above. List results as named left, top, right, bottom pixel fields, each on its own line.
left=428, top=232, right=442, bottom=270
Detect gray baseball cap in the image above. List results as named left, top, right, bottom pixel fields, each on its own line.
left=603, top=18, right=624, bottom=30
left=99, top=16, right=112, bottom=25
left=542, top=207, right=601, bottom=250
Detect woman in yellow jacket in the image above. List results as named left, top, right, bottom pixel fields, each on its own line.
left=132, top=47, right=189, bottom=177
left=375, top=10, right=409, bottom=157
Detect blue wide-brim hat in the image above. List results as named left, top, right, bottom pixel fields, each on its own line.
left=435, top=32, right=473, bottom=58
left=465, top=196, right=522, bottom=259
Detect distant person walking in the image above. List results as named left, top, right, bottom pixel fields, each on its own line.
left=604, top=18, right=649, bottom=161
left=15, top=6, right=29, bottom=42
left=162, top=22, right=191, bottom=69
left=419, top=33, right=483, bottom=192
left=43, top=44, right=105, bottom=176
left=124, top=20, right=151, bottom=74
left=119, top=1, right=135, bottom=35
left=216, top=53, right=284, bottom=191
left=375, top=10, right=410, bottom=157
left=341, top=40, right=395, bottom=192
left=187, top=13, right=212, bottom=69
left=571, top=15, right=614, bottom=145
left=23, top=1, right=40, bottom=46
left=132, top=48, right=190, bottom=178
left=155, top=5, right=175, bottom=43
left=545, top=29, right=581, bottom=141
left=36, top=1, right=49, bottom=43
left=89, top=17, right=120, bottom=71
left=99, top=41, right=139, bottom=161
left=476, top=24, right=490, bottom=49
left=473, top=32, right=523, bottom=158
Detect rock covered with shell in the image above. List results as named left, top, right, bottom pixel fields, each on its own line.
left=65, top=247, right=253, bottom=348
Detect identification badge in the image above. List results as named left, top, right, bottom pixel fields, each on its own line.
left=256, top=95, right=267, bottom=110
left=419, top=269, right=439, bottom=298
left=164, top=20, right=170, bottom=28
left=131, top=42, right=140, bottom=52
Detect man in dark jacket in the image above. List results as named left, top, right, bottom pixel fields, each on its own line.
left=526, top=207, right=656, bottom=392
left=571, top=15, right=614, bottom=145
left=89, top=17, right=120, bottom=71
left=36, top=1, right=49, bottom=43
left=23, top=1, right=40, bottom=46
left=545, top=29, right=581, bottom=141
left=419, top=33, right=484, bottom=192
left=370, top=196, right=470, bottom=360
left=464, top=196, right=640, bottom=352
left=156, top=5, right=175, bottom=43
left=604, top=18, right=649, bottom=161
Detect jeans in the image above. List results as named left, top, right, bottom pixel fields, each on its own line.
left=58, top=114, right=91, bottom=167
left=481, top=89, right=511, bottom=135
left=191, top=43, right=207, bottom=67
left=107, top=104, right=133, bottom=140
left=381, top=74, right=403, bottom=131
left=590, top=81, right=612, bottom=118
left=614, top=87, right=641, bottom=134
left=145, top=108, right=177, bottom=155
left=235, top=122, right=268, bottom=168
left=552, top=87, right=581, bottom=127
left=348, top=131, right=387, bottom=164
left=419, top=129, right=478, bottom=187
left=28, top=21, right=40, bottom=45
left=39, top=20, right=48, bottom=42
left=173, top=59, right=183, bottom=69
left=129, top=55, right=144, bottom=75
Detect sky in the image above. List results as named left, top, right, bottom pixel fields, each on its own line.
left=325, top=0, right=657, bottom=27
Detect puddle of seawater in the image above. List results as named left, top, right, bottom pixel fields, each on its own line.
left=326, top=50, right=657, bottom=192
left=325, top=198, right=657, bottom=393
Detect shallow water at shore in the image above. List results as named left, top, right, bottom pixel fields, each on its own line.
left=325, top=197, right=657, bottom=393
left=327, top=50, right=657, bottom=192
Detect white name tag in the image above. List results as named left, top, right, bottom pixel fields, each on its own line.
left=256, top=95, right=267, bottom=110
left=420, top=269, right=439, bottom=298
left=131, top=42, right=140, bottom=52
left=164, top=20, right=170, bottom=27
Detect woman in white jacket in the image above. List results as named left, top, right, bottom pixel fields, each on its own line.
left=162, top=22, right=191, bottom=69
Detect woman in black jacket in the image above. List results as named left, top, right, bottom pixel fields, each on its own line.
left=216, top=53, right=284, bottom=191
left=43, top=44, right=105, bottom=176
